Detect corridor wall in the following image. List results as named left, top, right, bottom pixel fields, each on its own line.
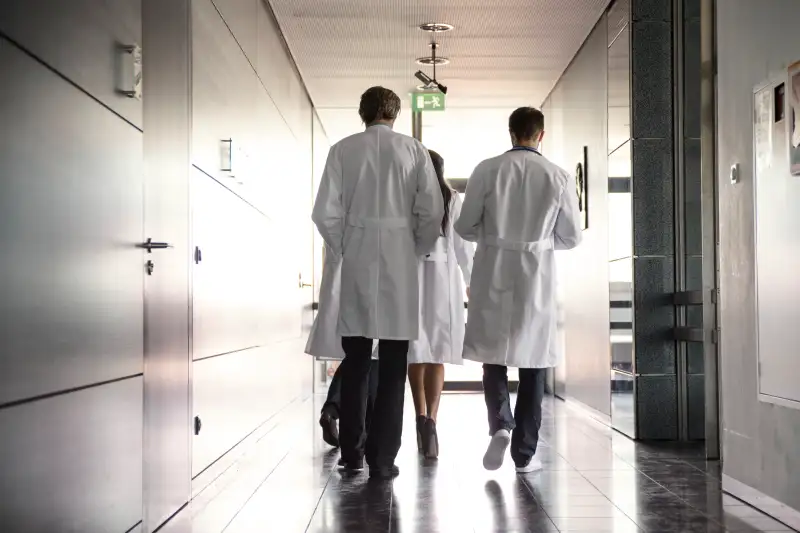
left=0, top=3, right=145, bottom=531
left=190, top=0, right=315, bottom=484
left=541, top=14, right=612, bottom=419
left=0, top=0, right=318, bottom=530
left=716, top=0, right=800, bottom=525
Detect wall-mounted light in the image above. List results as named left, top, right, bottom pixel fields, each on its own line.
left=220, top=139, right=250, bottom=185
left=116, top=44, right=142, bottom=99
left=220, top=139, right=233, bottom=173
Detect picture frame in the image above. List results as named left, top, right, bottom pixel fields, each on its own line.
left=789, top=61, right=800, bottom=176
left=575, top=146, right=589, bottom=229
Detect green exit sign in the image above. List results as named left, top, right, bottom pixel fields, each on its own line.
left=412, top=92, right=446, bottom=112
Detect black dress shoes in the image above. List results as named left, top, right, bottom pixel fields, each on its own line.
left=337, top=457, right=364, bottom=472
left=319, top=412, right=339, bottom=448
left=368, top=464, right=400, bottom=481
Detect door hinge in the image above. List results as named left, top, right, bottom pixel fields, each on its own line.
left=710, top=288, right=719, bottom=304
left=711, top=328, right=719, bottom=344
left=194, top=246, right=202, bottom=264
left=194, top=415, right=202, bottom=435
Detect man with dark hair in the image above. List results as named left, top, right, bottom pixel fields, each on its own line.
left=312, top=86, right=443, bottom=480
left=508, top=107, right=545, bottom=142
left=455, top=106, right=582, bottom=475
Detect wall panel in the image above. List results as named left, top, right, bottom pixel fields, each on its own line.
left=541, top=18, right=611, bottom=417
left=0, top=0, right=143, bottom=127
left=193, top=0, right=259, bottom=187
left=192, top=172, right=271, bottom=359
left=141, top=0, right=193, bottom=528
left=256, top=0, right=311, bottom=141
left=189, top=0, right=314, bottom=488
left=0, top=378, right=143, bottom=533
left=212, top=0, right=258, bottom=64
left=192, top=343, right=309, bottom=475
left=717, top=0, right=800, bottom=518
left=0, top=36, right=144, bottom=406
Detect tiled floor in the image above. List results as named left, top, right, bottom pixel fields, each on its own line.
left=162, top=393, right=796, bottom=533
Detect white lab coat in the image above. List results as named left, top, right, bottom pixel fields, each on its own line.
left=454, top=148, right=582, bottom=369
left=312, top=124, right=443, bottom=341
left=305, top=244, right=377, bottom=359
left=408, top=195, right=474, bottom=365
left=304, top=244, right=345, bottom=359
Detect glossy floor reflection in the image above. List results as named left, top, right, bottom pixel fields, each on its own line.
left=162, top=394, right=796, bottom=533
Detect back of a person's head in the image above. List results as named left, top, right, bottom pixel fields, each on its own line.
left=508, top=107, right=545, bottom=142
left=359, top=87, right=401, bottom=125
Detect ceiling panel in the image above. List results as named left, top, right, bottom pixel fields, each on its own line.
left=269, top=0, right=610, bottom=110
left=272, top=0, right=611, bottom=168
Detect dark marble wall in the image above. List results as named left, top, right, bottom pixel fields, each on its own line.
left=682, top=0, right=705, bottom=441
left=629, top=0, right=707, bottom=440
left=548, top=0, right=704, bottom=441
left=630, top=0, right=678, bottom=440
left=629, top=0, right=703, bottom=441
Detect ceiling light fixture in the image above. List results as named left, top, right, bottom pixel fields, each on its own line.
left=414, top=42, right=448, bottom=94
left=415, top=56, right=450, bottom=66
left=418, top=22, right=454, bottom=33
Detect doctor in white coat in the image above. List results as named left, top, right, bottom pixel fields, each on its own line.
left=455, top=107, right=582, bottom=474
left=407, top=149, right=473, bottom=460
left=312, top=86, right=443, bottom=480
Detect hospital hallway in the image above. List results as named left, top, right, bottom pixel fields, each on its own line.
left=158, top=393, right=790, bottom=533
left=4, top=0, right=800, bottom=531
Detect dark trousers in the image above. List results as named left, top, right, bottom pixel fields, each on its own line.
left=340, top=336, right=409, bottom=468
left=483, top=364, right=546, bottom=467
left=322, top=358, right=379, bottom=430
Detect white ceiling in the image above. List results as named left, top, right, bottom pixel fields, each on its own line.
left=270, top=0, right=610, bottom=166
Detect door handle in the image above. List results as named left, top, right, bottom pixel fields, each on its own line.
left=139, top=238, right=172, bottom=253
left=298, top=273, right=312, bottom=289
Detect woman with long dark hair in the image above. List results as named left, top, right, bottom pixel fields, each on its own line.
left=409, top=149, right=474, bottom=459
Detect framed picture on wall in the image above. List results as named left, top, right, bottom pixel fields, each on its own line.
left=789, top=61, right=800, bottom=176
left=575, top=146, right=589, bottom=229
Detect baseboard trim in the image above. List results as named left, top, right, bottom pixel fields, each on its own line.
left=563, top=396, right=612, bottom=427
left=722, top=474, right=800, bottom=531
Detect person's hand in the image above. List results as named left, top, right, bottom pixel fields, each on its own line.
left=466, top=286, right=470, bottom=299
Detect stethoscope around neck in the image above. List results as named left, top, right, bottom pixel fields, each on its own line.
left=507, top=146, right=541, bottom=155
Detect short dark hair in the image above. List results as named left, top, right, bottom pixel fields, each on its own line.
left=508, top=107, right=545, bottom=141
left=359, top=86, right=401, bottom=124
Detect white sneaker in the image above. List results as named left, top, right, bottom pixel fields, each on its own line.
left=515, top=457, right=543, bottom=474
left=483, top=429, right=511, bottom=471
